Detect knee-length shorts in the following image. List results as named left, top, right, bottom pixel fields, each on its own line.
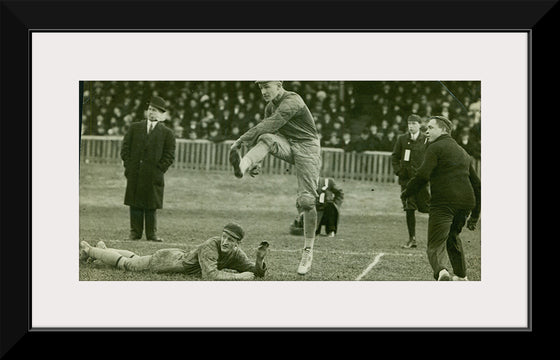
left=259, top=133, right=322, bottom=211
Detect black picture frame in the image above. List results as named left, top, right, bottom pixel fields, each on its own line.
left=1, top=0, right=547, bottom=355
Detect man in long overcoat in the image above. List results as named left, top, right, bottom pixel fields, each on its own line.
left=121, top=96, right=176, bottom=242
left=392, top=114, right=430, bottom=249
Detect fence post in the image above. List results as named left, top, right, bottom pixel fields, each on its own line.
left=79, top=137, right=480, bottom=184
left=367, top=153, right=374, bottom=182
left=206, top=142, right=213, bottom=171
left=336, top=151, right=343, bottom=179
left=190, top=142, right=196, bottom=170
left=173, top=141, right=179, bottom=169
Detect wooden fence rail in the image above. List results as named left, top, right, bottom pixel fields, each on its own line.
left=80, top=136, right=481, bottom=183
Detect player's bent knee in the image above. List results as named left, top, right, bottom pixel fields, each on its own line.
left=256, top=133, right=276, bottom=147
left=298, top=195, right=316, bottom=211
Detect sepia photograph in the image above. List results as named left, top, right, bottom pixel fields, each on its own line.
left=78, top=80, right=482, bottom=282
left=28, top=30, right=529, bottom=329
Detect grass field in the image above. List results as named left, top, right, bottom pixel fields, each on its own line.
left=79, top=163, right=481, bottom=281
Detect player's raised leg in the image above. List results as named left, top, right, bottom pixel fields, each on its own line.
left=229, top=133, right=293, bottom=178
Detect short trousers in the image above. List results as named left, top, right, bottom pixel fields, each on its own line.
left=261, top=133, right=322, bottom=205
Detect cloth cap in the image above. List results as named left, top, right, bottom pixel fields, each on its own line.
left=429, top=115, right=452, bottom=133
left=407, top=114, right=422, bottom=123
left=223, top=222, right=245, bottom=241
left=148, top=96, right=167, bottom=112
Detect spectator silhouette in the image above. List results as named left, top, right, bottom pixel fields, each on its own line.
left=81, top=81, right=481, bottom=152
left=208, top=127, right=225, bottom=143
left=368, top=124, right=382, bottom=150
left=324, top=131, right=342, bottom=148
left=457, top=128, right=480, bottom=160
left=353, top=128, right=376, bottom=152
left=379, top=130, right=397, bottom=151
left=340, top=131, right=355, bottom=152
left=187, top=131, right=198, bottom=140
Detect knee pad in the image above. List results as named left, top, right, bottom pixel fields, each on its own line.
left=297, top=194, right=316, bottom=211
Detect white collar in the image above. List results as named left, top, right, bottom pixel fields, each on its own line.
left=410, top=131, right=419, bottom=141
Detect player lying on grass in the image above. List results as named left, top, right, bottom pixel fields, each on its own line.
left=79, top=222, right=269, bottom=280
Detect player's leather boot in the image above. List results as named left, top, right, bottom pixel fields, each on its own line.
left=256, top=241, right=269, bottom=270
left=297, top=247, right=313, bottom=275
left=402, top=236, right=417, bottom=249
left=248, top=164, right=261, bottom=177
left=256, top=241, right=269, bottom=259
left=229, top=149, right=243, bottom=178
left=79, top=241, right=91, bottom=262
left=438, top=269, right=451, bottom=281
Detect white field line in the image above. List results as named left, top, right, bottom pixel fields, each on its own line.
left=263, top=248, right=423, bottom=257
left=355, top=253, right=385, bottom=281
left=103, top=239, right=423, bottom=257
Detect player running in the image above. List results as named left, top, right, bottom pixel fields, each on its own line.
left=229, top=81, right=322, bottom=275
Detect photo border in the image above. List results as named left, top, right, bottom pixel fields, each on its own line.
left=2, top=0, right=546, bottom=355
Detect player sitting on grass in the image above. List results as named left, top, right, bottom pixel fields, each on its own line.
left=79, top=222, right=269, bottom=280
left=290, top=176, right=344, bottom=237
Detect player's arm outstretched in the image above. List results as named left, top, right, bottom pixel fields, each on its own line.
left=230, top=97, right=301, bottom=150
left=198, top=243, right=255, bottom=280
left=229, top=242, right=270, bottom=278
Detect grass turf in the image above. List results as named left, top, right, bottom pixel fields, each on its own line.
left=79, top=163, right=481, bottom=281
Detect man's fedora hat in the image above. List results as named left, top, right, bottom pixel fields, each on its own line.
left=148, top=96, right=167, bottom=112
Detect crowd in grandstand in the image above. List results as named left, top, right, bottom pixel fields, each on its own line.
left=81, top=81, right=481, bottom=159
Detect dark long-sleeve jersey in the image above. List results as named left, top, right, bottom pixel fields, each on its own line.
left=238, top=90, right=319, bottom=146
left=181, top=236, right=266, bottom=280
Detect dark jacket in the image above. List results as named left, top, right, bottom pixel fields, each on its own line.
left=121, top=120, right=176, bottom=209
left=391, top=131, right=428, bottom=185
left=457, top=137, right=481, bottom=160
left=290, top=177, right=344, bottom=235
left=402, top=134, right=481, bottom=218
left=316, top=177, right=344, bottom=233
left=353, top=136, right=376, bottom=152
left=378, top=134, right=397, bottom=152
left=182, top=236, right=266, bottom=280
left=317, top=177, right=344, bottom=211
